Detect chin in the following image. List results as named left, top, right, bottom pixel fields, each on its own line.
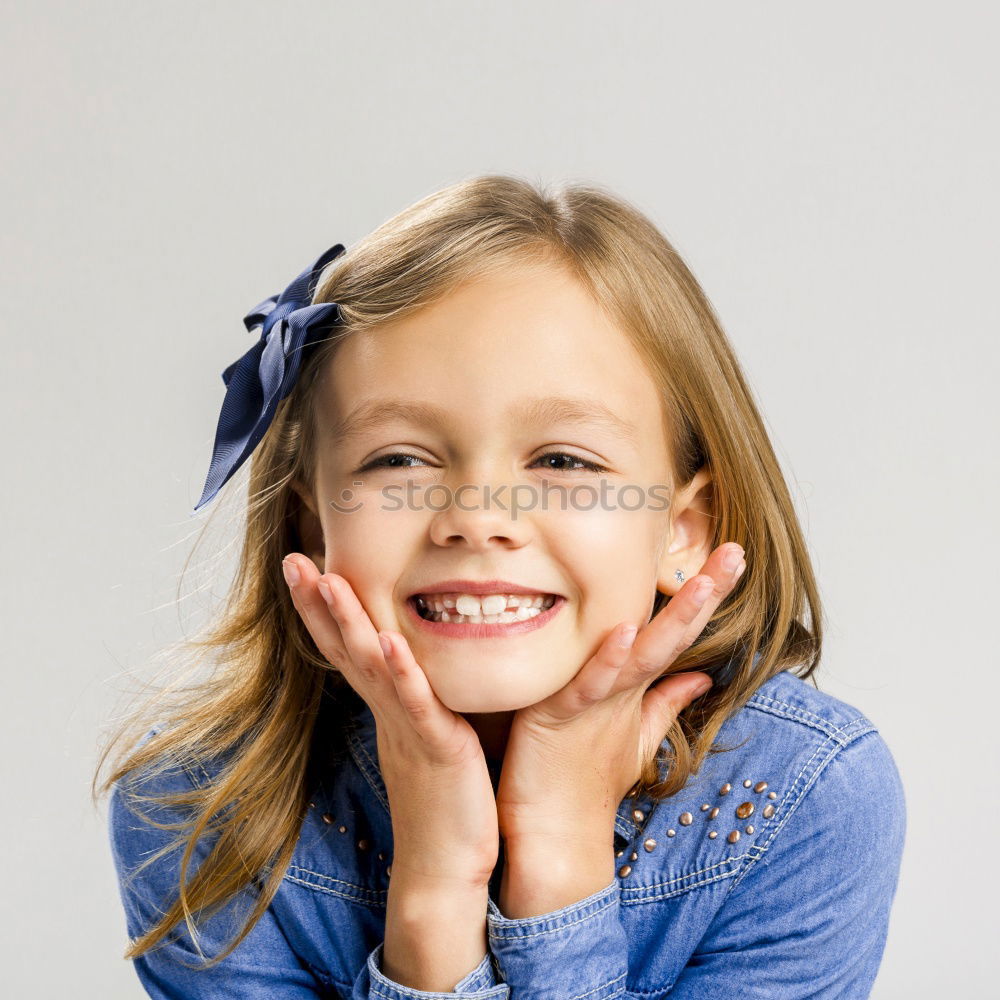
left=432, top=679, right=559, bottom=714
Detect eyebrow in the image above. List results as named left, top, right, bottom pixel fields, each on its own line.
left=330, top=395, right=640, bottom=448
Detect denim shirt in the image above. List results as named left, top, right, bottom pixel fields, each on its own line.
left=108, top=669, right=906, bottom=999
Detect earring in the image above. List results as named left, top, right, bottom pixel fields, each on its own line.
left=674, top=569, right=685, bottom=583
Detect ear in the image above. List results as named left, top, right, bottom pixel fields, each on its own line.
left=289, top=477, right=326, bottom=574
left=654, top=465, right=715, bottom=598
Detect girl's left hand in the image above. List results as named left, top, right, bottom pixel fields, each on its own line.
left=495, top=542, right=747, bottom=849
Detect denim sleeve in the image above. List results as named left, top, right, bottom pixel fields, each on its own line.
left=665, top=729, right=907, bottom=998
left=350, top=942, right=509, bottom=998
left=108, top=765, right=331, bottom=998
left=110, top=751, right=511, bottom=999
left=486, top=878, right=629, bottom=999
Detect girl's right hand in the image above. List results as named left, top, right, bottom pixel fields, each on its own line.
left=282, top=554, right=500, bottom=891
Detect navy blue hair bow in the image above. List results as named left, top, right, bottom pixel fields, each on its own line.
left=194, top=243, right=347, bottom=512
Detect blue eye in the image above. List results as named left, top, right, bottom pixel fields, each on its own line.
left=356, top=451, right=609, bottom=474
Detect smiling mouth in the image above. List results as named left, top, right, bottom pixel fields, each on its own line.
left=411, top=593, right=558, bottom=624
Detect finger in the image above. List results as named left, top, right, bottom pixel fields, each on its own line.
left=282, top=554, right=394, bottom=705
left=541, top=622, right=639, bottom=720
left=618, top=543, right=746, bottom=692
left=680, top=542, right=747, bottom=639
left=639, top=670, right=713, bottom=757
left=378, top=631, right=467, bottom=750
left=282, top=554, right=350, bottom=668
left=313, top=570, right=399, bottom=701
left=617, top=579, right=711, bottom=692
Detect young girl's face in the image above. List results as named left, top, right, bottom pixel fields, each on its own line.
left=301, top=258, right=687, bottom=713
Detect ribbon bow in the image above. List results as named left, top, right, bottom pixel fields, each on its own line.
left=194, top=243, right=347, bottom=511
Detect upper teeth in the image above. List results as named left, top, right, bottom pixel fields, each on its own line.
left=417, top=593, right=552, bottom=616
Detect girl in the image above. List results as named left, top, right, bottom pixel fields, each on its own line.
left=96, top=175, right=906, bottom=999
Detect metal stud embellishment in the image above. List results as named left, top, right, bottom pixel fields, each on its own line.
left=618, top=799, right=661, bottom=878
left=312, top=807, right=394, bottom=883
left=615, top=776, right=780, bottom=878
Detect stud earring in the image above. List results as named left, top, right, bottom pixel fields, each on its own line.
left=674, top=569, right=685, bottom=583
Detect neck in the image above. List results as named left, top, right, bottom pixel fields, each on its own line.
left=461, top=710, right=515, bottom=788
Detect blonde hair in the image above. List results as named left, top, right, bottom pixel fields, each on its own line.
left=93, top=174, right=822, bottom=966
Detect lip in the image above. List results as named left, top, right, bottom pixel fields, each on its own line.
left=405, top=594, right=567, bottom=638
left=408, top=579, right=562, bottom=598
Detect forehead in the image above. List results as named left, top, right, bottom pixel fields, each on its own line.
left=329, top=394, right=645, bottom=451
left=317, top=261, right=666, bottom=447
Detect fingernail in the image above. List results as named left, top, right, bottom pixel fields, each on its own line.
left=618, top=625, right=639, bottom=649
left=693, top=678, right=713, bottom=697
left=317, top=579, right=334, bottom=604
left=378, top=633, right=392, bottom=656
left=724, top=546, right=745, bottom=573
left=733, top=560, right=746, bottom=582
left=282, top=559, right=300, bottom=588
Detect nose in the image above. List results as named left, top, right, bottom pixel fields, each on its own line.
left=426, top=477, right=533, bottom=550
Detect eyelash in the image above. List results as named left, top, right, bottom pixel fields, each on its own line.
left=356, top=450, right=609, bottom=474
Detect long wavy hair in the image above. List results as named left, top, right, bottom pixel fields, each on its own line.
left=93, top=174, right=822, bottom=966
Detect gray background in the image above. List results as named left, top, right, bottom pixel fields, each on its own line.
left=3, top=2, right=996, bottom=996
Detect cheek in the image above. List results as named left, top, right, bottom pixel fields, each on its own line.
left=547, top=508, right=661, bottom=607
left=325, top=479, right=427, bottom=559
left=321, top=509, right=419, bottom=629
left=518, top=513, right=655, bottom=678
